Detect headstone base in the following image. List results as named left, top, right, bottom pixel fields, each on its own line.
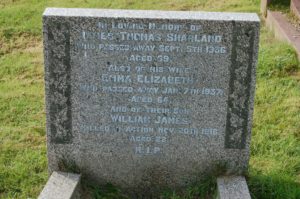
left=217, top=176, right=251, bottom=199
left=38, top=171, right=81, bottom=199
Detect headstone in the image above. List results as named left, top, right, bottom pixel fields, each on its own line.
left=260, top=0, right=272, bottom=17
left=291, top=0, right=300, bottom=21
left=43, top=8, right=260, bottom=195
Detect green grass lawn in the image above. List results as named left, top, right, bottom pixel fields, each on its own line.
left=0, top=0, right=300, bottom=198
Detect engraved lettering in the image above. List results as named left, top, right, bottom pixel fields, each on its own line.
left=111, top=114, right=151, bottom=124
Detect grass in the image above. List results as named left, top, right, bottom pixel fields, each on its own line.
left=0, top=0, right=299, bottom=198
left=269, top=0, right=291, bottom=13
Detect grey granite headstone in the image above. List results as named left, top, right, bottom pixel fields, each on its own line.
left=43, top=8, right=259, bottom=195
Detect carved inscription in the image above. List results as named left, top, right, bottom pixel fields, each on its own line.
left=74, top=20, right=229, bottom=155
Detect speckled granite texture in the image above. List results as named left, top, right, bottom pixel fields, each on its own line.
left=38, top=171, right=81, bottom=199
left=217, top=176, right=251, bottom=199
left=43, top=8, right=259, bottom=196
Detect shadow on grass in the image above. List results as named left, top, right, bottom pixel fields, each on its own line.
left=82, top=171, right=300, bottom=199
left=55, top=158, right=300, bottom=198
left=80, top=163, right=231, bottom=198
left=248, top=171, right=300, bottom=199
left=82, top=176, right=217, bottom=199
left=269, top=0, right=291, bottom=12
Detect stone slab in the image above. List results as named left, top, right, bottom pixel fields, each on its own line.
left=291, top=0, right=300, bottom=20
left=266, top=10, right=300, bottom=58
left=43, top=8, right=259, bottom=21
left=43, top=8, right=260, bottom=195
left=38, top=171, right=81, bottom=199
left=217, top=176, right=251, bottom=199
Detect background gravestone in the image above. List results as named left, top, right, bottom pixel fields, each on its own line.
left=43, top=8, right=259, bottom=194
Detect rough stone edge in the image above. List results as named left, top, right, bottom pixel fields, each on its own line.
left=43, top=15, right=79, bottom=175
left=291, top=0, right=300, bottom=20
left=38, top=171, right=81, bottom=199
left=216, top=176, right=251, bottom=199
left=43, top=16, right=73, bottom=145
left=43, top=8, right=260, bottom=22
left=266, top=10, right=300, bottom=58
left=224, top=20, right=260, bottom=151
